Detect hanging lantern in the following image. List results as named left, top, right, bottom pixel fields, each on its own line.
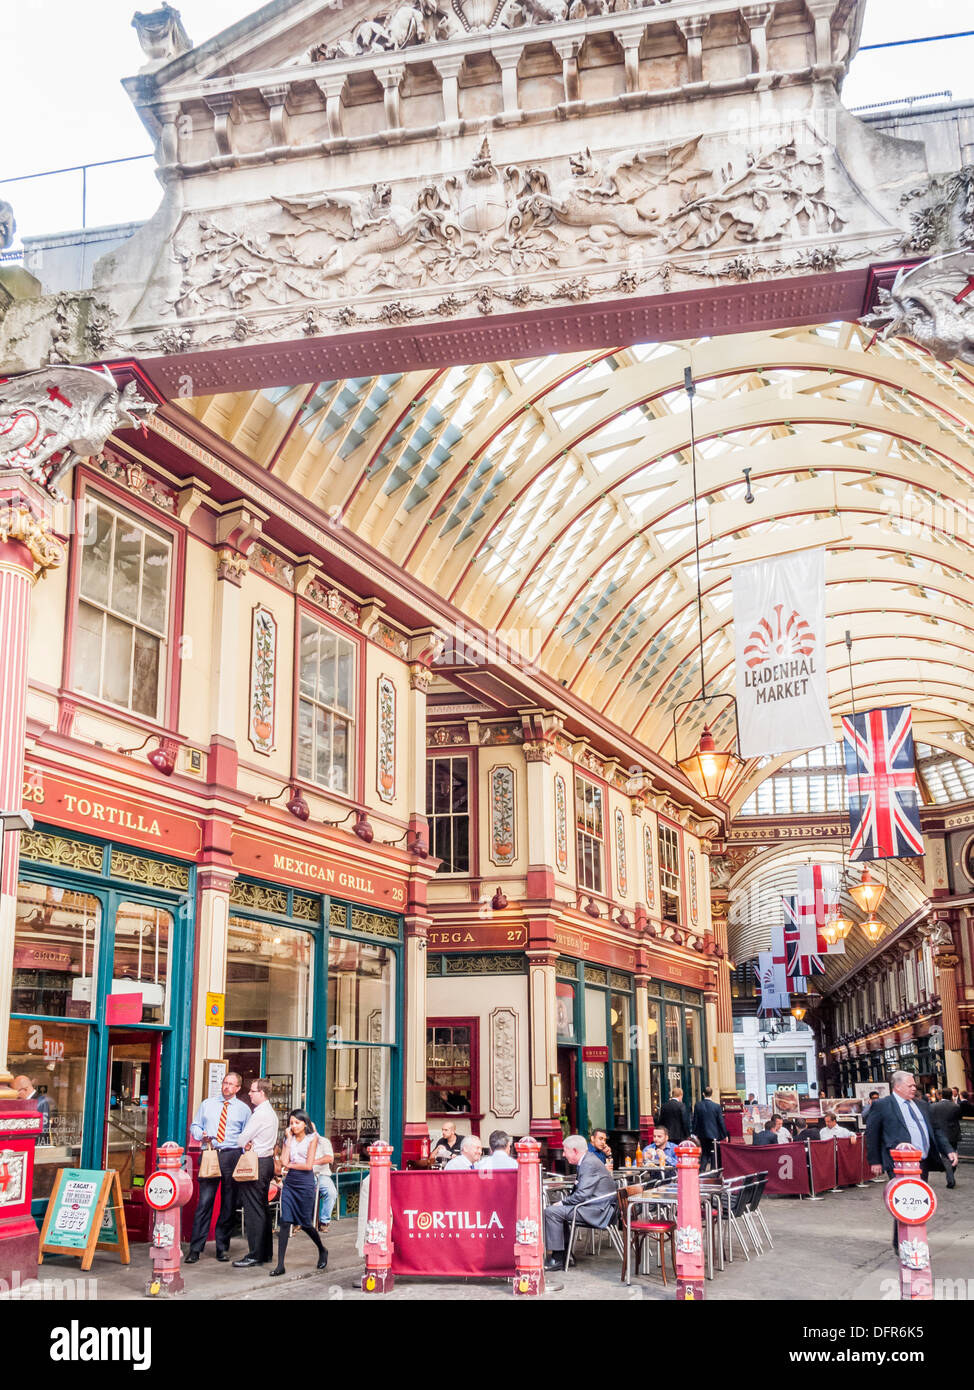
left=790, top=990, right=809, bottom=1023
left=849, top=865, right=886, bottom=915
left=861, top=916, right=886, bottom=944
left=825, top=910, right=854, bottom=943
left=677, top=724, right=745, bottom=803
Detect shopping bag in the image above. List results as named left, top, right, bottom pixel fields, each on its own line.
left=198, top=1146, right=221, bottom=1180
left=233, top=1148, right=259, bottom=1181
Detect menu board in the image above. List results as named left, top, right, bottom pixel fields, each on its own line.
left=39, top=1168, right=130, bottom=1271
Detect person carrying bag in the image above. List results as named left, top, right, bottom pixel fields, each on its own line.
left=231, top=1078, right=279, bottom=1268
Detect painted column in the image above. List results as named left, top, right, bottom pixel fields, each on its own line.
left=527, top=918, right=561, bottom=1153
left=190, top=864, right=236, bottom=1111
left=523, top=739, right=555, bottom=899
left=703, top=986, right=720, bottom=1094
left=634, top=949, right=654, bottom=1144
left=933, top=949, right=965, bottom=1091
left=209, top=507, right=263, bottom=786
left=402, top=656, right=434, bottom=1163
left=711, top=900, right=736, bottom=1098
left=0, top=473, right=65, bottom=1078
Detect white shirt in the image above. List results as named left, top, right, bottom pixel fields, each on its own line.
left=820, top=1123, right=854, bottom=1140
left=313, top=1134, right=334, bottom=1175
left=445, top=1154, right=478, bottom=1170
left=892, top=1091, right=929, bottom=1156
left=479, top=1150, right=518, bottom=1169
left=238, top=1100, right=278, bottom=1158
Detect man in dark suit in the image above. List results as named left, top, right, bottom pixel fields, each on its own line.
left=691, top=1086, right=728, bottom=1171
left=752, top=1120, right=779, bottom=1146
left=544, top=1133, right=617, bottom=1271
left=930, top=1091, right=961, bottom=1188
left=866, top=1071, right=957, bottom=1248
left=658, top=1087, right=690, bottom=1144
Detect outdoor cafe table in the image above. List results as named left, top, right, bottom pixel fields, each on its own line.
left=623, top=1177, right=724, bottom=1285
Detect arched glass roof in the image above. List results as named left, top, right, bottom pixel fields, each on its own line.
left=179, top=320, right=974, bottom=760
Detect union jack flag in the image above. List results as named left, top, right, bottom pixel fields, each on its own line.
left=842, top=705, right=924, bottom=861
left=782, top=894, right=822, bottom=981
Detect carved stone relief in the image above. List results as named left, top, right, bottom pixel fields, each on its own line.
left=163, top=134, right=849, bottom=320
left=862, top=249, right=974, bottom=366
left=489, top=1005, right=519, bottom=1118
left=309, top=0, right=650, bottom=60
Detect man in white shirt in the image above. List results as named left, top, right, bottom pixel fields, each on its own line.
left=232, top=1078, right=279, bottom=1268
left=772, top=1116, right=792, bottom=1143
left=445, top=1135, right=483, bottom=1169
left=313, top=1131, right=337, bottom=1227
left=819, top=1112, right=855, bottom=1140
left=479, top=1130, right=518, bottom=1170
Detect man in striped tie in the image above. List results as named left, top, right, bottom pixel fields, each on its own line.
left=186, top=1072, right=250, bottom=1263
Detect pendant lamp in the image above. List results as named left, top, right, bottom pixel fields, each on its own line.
left=849, top=865, right=886, bottom=916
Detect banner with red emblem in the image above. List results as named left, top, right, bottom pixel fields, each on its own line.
left=389, top=1171, right=517, bottom=1277
left=732, top=548, right=834, bottom=758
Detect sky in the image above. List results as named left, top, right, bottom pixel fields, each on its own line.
left=1, top=0, right=972, bottom=246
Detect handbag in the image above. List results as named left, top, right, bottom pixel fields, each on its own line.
left=233, top=1148, right=259, bottom=1182
left=198, top=1145, right=221, bottom=1180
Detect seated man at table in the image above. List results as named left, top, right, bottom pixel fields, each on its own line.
left=588, top=1128, right=613, bottom=1168
left=445, top=1135, right=483, bottom=1169
left=819, top=1112, right=855, bottom=1140
left=753, top=1119, right=779, bottom=1147
left=644, top=1126, right=677, bottom=1174
left=479, top=1130, right=518, bottom=1169
left=431, top=1120, right=464, bottom=1165
left=543, top=1133, right=617, bottom=1271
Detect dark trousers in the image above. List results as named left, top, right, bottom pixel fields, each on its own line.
left=188, top=1147, right=242, bottom=1254
left=237, top=1155, right=275, bottom=1262
left=699, top=1139, right=717, bottom=1172
left=544, top=1201, right=609, bottom=1253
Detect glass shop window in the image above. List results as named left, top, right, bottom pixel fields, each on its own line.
left=13, top=883, right=101, bottom=1020
left=8, top=1018, right=90, bottom=1200
left=426, top=1021, right=474, bottom=1114
left=658, top=823, right=682, bottom=924
left=111, top=902, right=171, bottom=1025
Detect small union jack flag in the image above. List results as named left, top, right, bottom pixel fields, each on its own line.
left=782, top=894, right=822, bottom=980
left=842, top=705, right=924, bottom=861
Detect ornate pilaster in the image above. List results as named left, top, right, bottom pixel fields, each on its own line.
left=929, top=913, right=965, bottom=1089
left=191, top=864, right=237, bottom=1107
left=0, top=478, right=64, bottom=1075
left=526, top=918, right=561, bottom=1149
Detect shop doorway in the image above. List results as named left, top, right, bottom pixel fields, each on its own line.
left=557, top=1047, right=577, bottom=1135
left=103, top=1030, right=161, bottom=1241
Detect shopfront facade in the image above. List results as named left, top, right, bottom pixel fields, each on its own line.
left=10, top=818, right=196, bottom=1240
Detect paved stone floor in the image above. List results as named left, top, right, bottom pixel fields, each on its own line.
left=21, top=1170, right=971, bottom=1304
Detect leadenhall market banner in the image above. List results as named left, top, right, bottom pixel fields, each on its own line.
left=732, top=548, right=835, bottom=758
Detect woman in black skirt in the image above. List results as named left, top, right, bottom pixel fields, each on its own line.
left=270, top=1110, right=328, bottom=1275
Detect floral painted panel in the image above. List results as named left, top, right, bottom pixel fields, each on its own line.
left=249, top=606, right=276, bottom=754
left=554, top=773, right=568, bottom=874
left=688, top=847, right=698, bottom=925
left=614, top=807, right=628, bottom=896
left=377, top=675, right=396, bottom=803
left=644, top=823, right=656, bottom=909
left=489, top=765, right=516, bottom=866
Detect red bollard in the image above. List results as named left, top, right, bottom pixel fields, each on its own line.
left=512, top=1136, right=544, bottom=1297
left=361, top=1139, right=394, bottom=1294
left=674, top=1140, right=704, bottom=1301
left=144, top=1142, right=194, bottom=1296
left=885, top=1144, right=936, bottom=1301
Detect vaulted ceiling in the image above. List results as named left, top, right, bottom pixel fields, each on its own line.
left=179, top=320, right=974, bottom=769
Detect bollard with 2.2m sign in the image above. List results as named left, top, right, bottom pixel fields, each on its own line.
left=144, top=1142, right=194, bottom=1297
left=885, top=1143, right=936, bottom=1301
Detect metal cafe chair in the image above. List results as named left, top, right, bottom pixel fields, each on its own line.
left=719, top=1174, right=756, bottom=1262
left=619, top=1183, right=677, bottom=1287
left=744, top=1171, right=773, bottom=1251
left=564, top=1190, right=626, bottom=1266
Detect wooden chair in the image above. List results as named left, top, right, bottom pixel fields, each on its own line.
left=620, top=1183, right=677, bottom=1286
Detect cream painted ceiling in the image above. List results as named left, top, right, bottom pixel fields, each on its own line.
left=179, top=320, right=974, bottom=767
